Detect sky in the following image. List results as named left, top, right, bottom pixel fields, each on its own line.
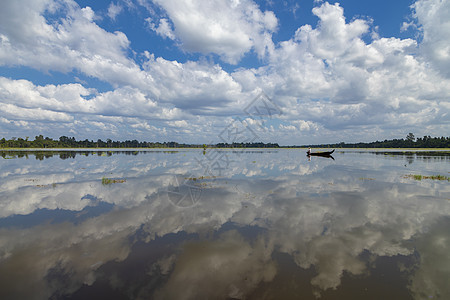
left=0, top=0, right=449, bottom=145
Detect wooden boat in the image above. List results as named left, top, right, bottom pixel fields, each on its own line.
left=307, top=149, right=335, bottom=156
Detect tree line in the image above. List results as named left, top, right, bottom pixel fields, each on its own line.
left=1, top=133, right=448, bottom=149
left=0, top=135, right=280, bottom=148
left=305, top=134, right=450, bottom=149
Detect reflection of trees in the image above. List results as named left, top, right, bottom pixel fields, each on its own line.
left=0, top=150, right=162, bottom=160
left=59, top=152, right=77, bottom=160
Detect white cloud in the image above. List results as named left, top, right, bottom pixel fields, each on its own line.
left=146, top=17, right=175, bottom=40
left=142, top=57, right=244, bottom=113
left=278, top=124, right=296, bottom=131
left=413, top=0, right=450, bottom=77
left=292, top=120, right=319, bottom=131
left=0, top=77, right=194, bottom=125
left=0, top=103, right=73, bottom=122
left=147, top=0, right=278, bottom=64
left=232, top=1, right=450, bottom=142
left=0, top=0, right=136, bottom=79
left=400, top=21, right=415, bottom=32
left=107, top=2, right=123, bottom=20
left=167, top=120, right=188, bottom=128
left=0, top=76, right=188, bottom=140
left=301, top=3, right=370, bottom=61
left=0, top=0, right=449, bottom=144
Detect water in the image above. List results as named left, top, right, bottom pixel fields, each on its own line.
left=0, top=149, right=449, bottom=300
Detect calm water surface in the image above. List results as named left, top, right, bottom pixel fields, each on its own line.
left=0, top=149, right=449, bottom=300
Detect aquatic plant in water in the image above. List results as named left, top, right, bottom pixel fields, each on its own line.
left=102, top=177, right=126, bottom=185
left=404, top=174, right=449, bottom=181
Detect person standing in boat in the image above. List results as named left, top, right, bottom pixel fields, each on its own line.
left=307, top=147, right=311, bottom=155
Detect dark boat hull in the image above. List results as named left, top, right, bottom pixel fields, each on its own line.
left=307, top=149, right=335, bottom=156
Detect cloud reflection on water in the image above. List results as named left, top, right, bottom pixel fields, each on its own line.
left=0, top=149, right=449, bottom=299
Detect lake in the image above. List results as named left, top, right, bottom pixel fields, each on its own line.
left=0, top=148, right=449, bottom=300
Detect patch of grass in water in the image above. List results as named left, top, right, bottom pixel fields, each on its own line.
left=404, top=174, right=449, bottom=181
left=35, top=183, right=58, bottom=188
left=102, top=177, right=126, bottom=185
left=429, top=175, right=449, bottom=180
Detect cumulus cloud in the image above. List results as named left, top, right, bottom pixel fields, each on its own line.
left=0, top=103, right=73, bottom=122
left=0, top=76, right=185, bottom=140
left=0, top=0, right=449, bottom=144
left=292, top=120, right=319, bottom=131
left=146, top=0, right=278, bottom=64
left=0, top=0, right=136, bottom=80
left=233, top=1, right=450, bottom=141
left=0, top=75, right=193, bottom=119
left=140, top=56, right=254, bottom=117
left=413, top=0, right=450, bottom=77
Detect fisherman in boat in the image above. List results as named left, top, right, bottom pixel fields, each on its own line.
left=307, top=147, right=311, bottom=155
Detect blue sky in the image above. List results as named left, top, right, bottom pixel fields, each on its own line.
left=0, top=0, right=449, bottom=145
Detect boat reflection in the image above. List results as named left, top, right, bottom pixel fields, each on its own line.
left=308, top=153, right=335, bottom=160
left=307, top=149, right=335, bottom=160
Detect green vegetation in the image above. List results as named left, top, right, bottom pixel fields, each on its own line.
left=0, top=135, right=196, bottom=148
left=404, top=174, right=449, bottom=181
left=305, top=133, right=449, bottom=148
left=0, top=135, right=280, bottom=149
left=101, top=177, right=126, bottom=185
left=1, top=133, right=449, bottom=149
